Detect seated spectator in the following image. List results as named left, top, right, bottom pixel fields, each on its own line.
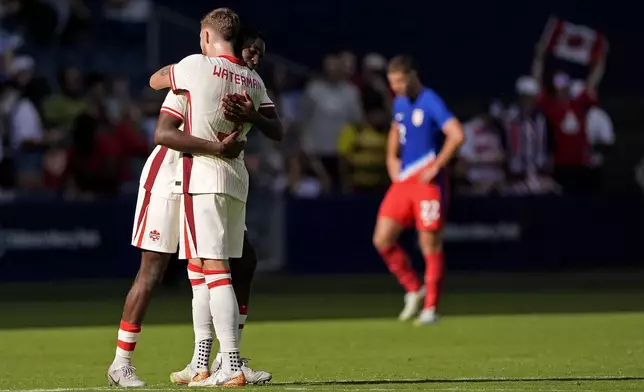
left=42, top=66, right=86, bottom=132
left=274, top=146, right=331, bottom=198
left=337, top=107, right=389, bottom=193
left=456, top=102, right=506, bottom=195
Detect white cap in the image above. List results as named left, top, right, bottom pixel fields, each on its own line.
left=515, top=76, right=539, bottom=96
left=363, top=53, right=387, bottom=71
left=570, top=79, right=585, bottom=97
left=8, top=55, right=34, bottom=76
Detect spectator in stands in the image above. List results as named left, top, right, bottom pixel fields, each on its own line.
left=532, top=41, right=607, bottom=193
left=337, top=107, right=389, bottom=193
left=456, top=101, right=506, bottom=195
left=299, top=53, right=362, bottom=188
left=8, top=54, right=50, bottom=113
left=106, top=75, right=132, bottom=125
left=86, top=71, right=109, bottom=124
left=65, top=110, right=119, bottom=198
left=43, top=66, right=86, bottom=132
left=360, top=53, right=390, bottom=112
left=501, top=76, right=559, bottom=195
left=339, top=50, right=359, bottom=86
left=571, top=80, right=615, bottom=192
left=0, top=79, right=45, bottom=191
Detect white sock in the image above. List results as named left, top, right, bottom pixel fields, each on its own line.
left=238, top=305, right=248, bottom=344
left=113, top=320, right=141, bottom=367
left=204, top=268, right=241, bottom=373
left=214, top=305, right=247, bottom=367
left=188, top=264, right=213, bottom=371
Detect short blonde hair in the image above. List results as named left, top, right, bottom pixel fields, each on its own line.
left=201, top=8, right=240, bottom=42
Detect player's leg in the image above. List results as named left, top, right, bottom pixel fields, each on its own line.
left=108, top=190, right=177, bottom=387
left=170, top=257, right=213, bottom=385
left=373, top=184, right=424, bottom=321
left=413, top=184, right=446, bottom=325
left=185, top=193, right=244, bottom=387
left=228, top=232, right=272, bottom=384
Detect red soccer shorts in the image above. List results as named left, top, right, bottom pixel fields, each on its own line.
left=377, top=181, right=446, bottom=231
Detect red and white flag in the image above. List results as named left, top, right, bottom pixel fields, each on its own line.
left=541, top=17, right=608, bottom=66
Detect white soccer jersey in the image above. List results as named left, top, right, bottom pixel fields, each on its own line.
left=169, top=54, right=274, bottom=202
left=138, top=92, right=188, bottom=199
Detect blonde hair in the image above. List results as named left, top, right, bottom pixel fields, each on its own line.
left=200, top=8, right=240, bottom=42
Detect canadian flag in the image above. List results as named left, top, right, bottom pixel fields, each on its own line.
left=541, top=17, right=608, bottom=66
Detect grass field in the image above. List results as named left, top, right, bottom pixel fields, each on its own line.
left=0, top=272, right=643, bottom=391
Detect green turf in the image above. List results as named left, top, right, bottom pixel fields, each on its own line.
left=0, top=273, right=643, bottom=391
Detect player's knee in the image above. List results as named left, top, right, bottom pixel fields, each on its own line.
left=138, top=252, right=169, bottom=289
left=418, top=231, right=442, bottom=255
left=373, top=231, right=394, bottom=251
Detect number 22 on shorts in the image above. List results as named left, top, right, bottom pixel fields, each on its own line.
left=419, top=200, right=440, bottom=227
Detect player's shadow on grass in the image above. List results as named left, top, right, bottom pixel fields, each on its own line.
left=1, top=273, right=644, bottom=329
left=273, top=376, right=644, bottom=386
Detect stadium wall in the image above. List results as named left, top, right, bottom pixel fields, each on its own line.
left=0, top=194, right=641, bottom=281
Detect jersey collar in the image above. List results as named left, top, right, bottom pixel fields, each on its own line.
left=219, top=55, right=246, bottom=66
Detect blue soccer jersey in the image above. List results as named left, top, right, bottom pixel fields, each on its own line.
left=392, top=88, right=454, bottom=181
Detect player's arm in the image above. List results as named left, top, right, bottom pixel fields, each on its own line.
left=155, top=94, right=245, bottom=158
left=149, top=64, right=174, bottom=90
left=586, top=44, right=608, bottom=96
left=531, top=40, right=547, bottom=88
left=255, top=106, right=284, bottom=141
left=222, top=91, right=284, bottom=141
left=386, top=122, right=401, bottom=181
left=427, top=93, right=465, bottom=171
left=149, top=54, right=201, bottom=91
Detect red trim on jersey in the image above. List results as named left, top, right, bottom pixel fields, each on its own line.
left=183, top=193, right=198, bottom=256
left=134, top=191, right=151, bottom=248
left=143, top=147, right=169, bottom=192
left=169, top=64, right=177, bottom=91
left=183, top=216, right=192, bottom=260
left=182, top=91, right=194, bottom=193
left=160, top=106, right=184, bottom=120
left=218, top=55, right=246, bottom=65
left=207, top=278, right=232, bottom=289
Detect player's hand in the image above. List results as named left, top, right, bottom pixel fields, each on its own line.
left=217, top=131, right=246, bottom=158
left=222, top=91, right=257, bottom=123
left=419, top=165, right=439, bottom=184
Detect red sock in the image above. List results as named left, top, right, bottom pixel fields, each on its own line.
left=378, top=245, right=421, bottom=293
left=424, top=252, right=444, bottom=310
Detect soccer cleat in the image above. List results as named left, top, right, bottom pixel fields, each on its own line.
left=415, top=307, right=439, bottom=326
left=398, top=287, right=425, bottom=321
left=169, top=364, right=208, bottom=385
left=241, top=358, right=272, bottom=384
left=210, top=356, right=221, bottom=374
left=107, top=364, right=147, bottom=387
left=189, top=368, right=246, bottom=387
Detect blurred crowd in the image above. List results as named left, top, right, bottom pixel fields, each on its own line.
left=0, top=0, right=615, bottom=199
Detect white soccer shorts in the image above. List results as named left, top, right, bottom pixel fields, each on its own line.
left=131, top=188, right=180, bottom=254
left=179, top=193, right=246, bottom=260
